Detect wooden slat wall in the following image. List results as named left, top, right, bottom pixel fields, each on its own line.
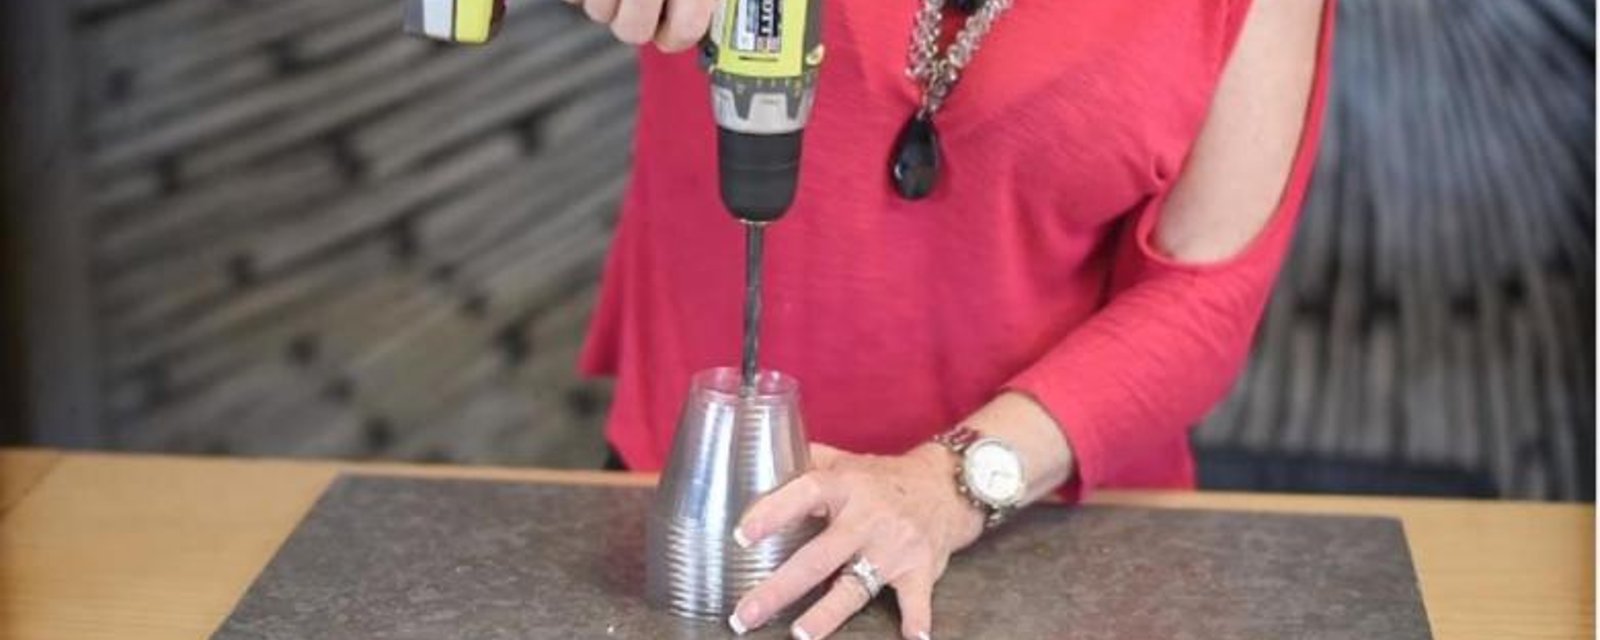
left=77, top=0, right=628, bottom=469
left=44, top=0, right=1594, bottom=497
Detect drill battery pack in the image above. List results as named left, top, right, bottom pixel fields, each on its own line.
left=403, top=0, right=507, bottom=44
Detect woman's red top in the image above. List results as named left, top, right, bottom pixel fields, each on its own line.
left=582, top=0, right=1336, bottom=500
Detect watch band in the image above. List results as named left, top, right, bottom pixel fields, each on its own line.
left=933, top=424, right=981, bottom=452
left=933, top=426, right=1015, bottom=529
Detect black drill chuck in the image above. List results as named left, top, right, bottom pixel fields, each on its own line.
left=718, top=128, right=803, bottom=224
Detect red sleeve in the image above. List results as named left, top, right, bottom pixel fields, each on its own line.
left=1006, top=0, right=1337, bottom=502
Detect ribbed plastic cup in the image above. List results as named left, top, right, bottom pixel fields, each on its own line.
left=646, top=368, right=820, bottom=619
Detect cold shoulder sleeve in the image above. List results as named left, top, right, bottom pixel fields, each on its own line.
left=1006, top=0, right=1337, bottom=502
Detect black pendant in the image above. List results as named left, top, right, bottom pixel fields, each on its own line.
left=890, top=113, right=941, bottom=200
left=952, top=0, right=984, bottom=14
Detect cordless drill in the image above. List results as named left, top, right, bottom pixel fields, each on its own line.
left=404, top=0, right=825, bottom=392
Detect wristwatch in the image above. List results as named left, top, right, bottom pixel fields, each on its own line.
left=933, top=426, right=1026, bottom=529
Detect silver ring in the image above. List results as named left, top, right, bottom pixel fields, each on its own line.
left=842, top=554, right=885, bottom=600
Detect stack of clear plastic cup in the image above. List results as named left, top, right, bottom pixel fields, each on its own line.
left=646, top=368, right=820, bottom=619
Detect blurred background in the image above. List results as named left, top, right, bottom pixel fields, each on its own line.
left=1, top=0, right=1593, bottom=501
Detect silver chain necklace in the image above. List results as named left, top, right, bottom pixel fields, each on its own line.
left=891, top=0, right=1016, bottom=200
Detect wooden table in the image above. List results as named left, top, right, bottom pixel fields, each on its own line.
left=1, top=450, right=1591, bottom=640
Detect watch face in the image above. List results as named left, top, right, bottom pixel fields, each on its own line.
left=962, top=440, right=1025, bottom=506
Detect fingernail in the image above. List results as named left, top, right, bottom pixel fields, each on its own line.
left=790, top=624, right=812, bottom=640
left=916, top=632, right=932, bottom=640
left=732, top=600, right=764, bottom=632
left=732, top=527, right=753, bottom=549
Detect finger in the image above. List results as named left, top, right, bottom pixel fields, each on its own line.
left=791, top=575, right=875, bottom=640
left=654, top=0, right=715, bottom=52
left=582, top=0, right=620, bottom=24
left=893, top=571, right=935, bottom=640
left=610, top=0, right=666, bottom=45
left=736, top=471, right=847, bottom=545
left=731, top=527, right=862, bottom=631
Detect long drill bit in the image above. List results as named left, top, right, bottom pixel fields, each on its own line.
left=740, top=223, right=765, bottom=394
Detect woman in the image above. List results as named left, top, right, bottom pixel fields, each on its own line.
left=575, top=0, right=1335, bottom=638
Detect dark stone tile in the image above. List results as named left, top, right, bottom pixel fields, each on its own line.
left=214, top=475, right=1432, bottom=640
